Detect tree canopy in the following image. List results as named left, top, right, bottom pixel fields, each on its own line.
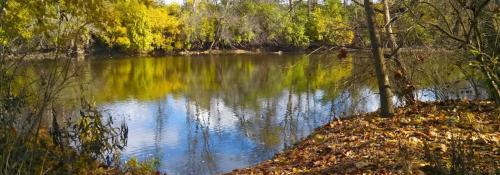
left=0, top=0, right=355, bottom=53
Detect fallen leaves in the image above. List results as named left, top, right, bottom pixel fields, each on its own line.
left=227, top=101, right=499, bottom=175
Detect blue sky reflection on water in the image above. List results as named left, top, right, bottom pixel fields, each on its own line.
left=81, top=54, right=357, bottom=174
left=101, top=90, right=344, bottom=174
left=81, top=53, right=485, bottom=175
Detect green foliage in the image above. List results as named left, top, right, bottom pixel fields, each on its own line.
left=283, top=9, right=311, bottom=47
left=0, top=74, right=128, bottom=174
left=245, top=2, right=287, bottom=42
left=0, top=0, right=35, bottom=45
left=99, top=1, right=183, bottom=53
left=70, top=102, right=128, bottom=160
left=5, top=0, right=497, bottom=54
left=124, top=157, right=160, bottom=175
left=0, top=0, right=358, bottom=53
left=0, top=59, right=159, bottom=174
left=177, top=0, right=355, bottom=49
left=0, top=1, right=161, bottom=173
left=181, top=1, right=217, bottom=49
left=307, top=0, right=354, bottom=46
left=0, top=0, right=115, bottom=52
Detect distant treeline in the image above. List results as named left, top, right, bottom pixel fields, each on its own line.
left=0, top=0, right=453, bottom=55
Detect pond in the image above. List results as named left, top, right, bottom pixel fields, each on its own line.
left=43, top=53, right=487, bottom=174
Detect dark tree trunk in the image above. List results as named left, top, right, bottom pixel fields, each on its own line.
left=364, top=0, right=394, bottom=117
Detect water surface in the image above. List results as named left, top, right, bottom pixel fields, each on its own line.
left=71, top=53, right=484, bottom=174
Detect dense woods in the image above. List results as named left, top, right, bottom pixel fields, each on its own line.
left=0, top=0, right=499, bottom=174
left=0, top=0, right=354, bottom=54
left=1, top=0, right=498, bottom=55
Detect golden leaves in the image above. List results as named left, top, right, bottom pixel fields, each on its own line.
left=228, top=101, right=500, bottom=175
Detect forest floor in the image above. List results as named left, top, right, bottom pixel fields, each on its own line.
left=227, top=101, right=499, bottom=175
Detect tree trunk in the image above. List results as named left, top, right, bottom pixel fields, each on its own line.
left=483, top=10, right=500, bottom=93
left=364, top=0, right=394, bottom=117
left=191, top=0, right=197, bottom=13
left=382, top=0, right=415, bottom=105
left=382, top=0, right=397, bottom=50
left=478, top=55, right=500, bottom=104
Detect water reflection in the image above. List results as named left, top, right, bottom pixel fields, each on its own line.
left=82, top=55, right=360, bottom=174
left=73, top=54, right=486, bottom=175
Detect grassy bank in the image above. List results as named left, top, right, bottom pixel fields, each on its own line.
left=228, top=101, right=499, bottom=174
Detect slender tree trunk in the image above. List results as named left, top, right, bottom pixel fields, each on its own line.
left=479, top=55, right=500, bottom=104
left=482, top=13, right=500, bottom=104
left=191, top=0, right=197, bottom=13
left=382, top=0, right=397, bottom=51
left=364, top=0, right=394, bottom=117
left=382, top=0, right=415, bottom=105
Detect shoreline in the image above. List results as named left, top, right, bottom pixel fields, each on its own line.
left=5, top=47, right=454, bottom=60
left=227, top=100, right=499, bottom=174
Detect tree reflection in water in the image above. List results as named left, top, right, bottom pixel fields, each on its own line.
left=36, top=53, right=486, bottom=175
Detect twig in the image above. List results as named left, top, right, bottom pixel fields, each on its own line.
left=307, top=46, right=324, bottom=56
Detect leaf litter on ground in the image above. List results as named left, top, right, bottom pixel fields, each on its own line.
left=227, top=100, right=499, bottom=175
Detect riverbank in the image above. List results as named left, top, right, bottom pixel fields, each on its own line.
left=6, top=46, right=453, bottom=60
left=96, top=46, right=454, bottom=57
left=228, top=101, right=499, bottom=174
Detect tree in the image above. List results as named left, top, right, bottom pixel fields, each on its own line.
left=382, top=0, right=415, bottom=105
left=307, top=0, right=354, bottom=46
left=412, top=0, right=500, bottom=104
left=363, top=0, right=394, bottom=117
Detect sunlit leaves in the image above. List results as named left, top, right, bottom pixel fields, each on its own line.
left=0, top=0, right=39, bottom=44
left=307, top=0, right=354, bottom=46
left=230, top=101, right=499, bottom=174
left=181, top=1, right=217, bottom=49
left=1, top=0, right=357, bottom=52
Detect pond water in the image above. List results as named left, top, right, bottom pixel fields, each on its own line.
left=51, top=53, right=486, bottom=174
